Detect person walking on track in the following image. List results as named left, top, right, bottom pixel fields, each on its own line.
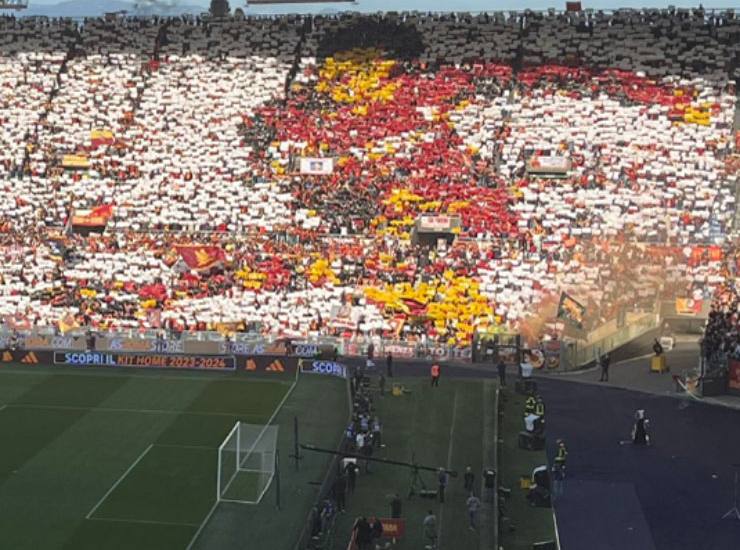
left=431, top=362, right=441, bottom=387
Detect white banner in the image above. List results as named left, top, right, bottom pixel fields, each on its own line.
left=300, top=157, right=334, bottom=175
left=417, top=214, right=461, bottom=233
left=527, top=155, right=570, bottom=174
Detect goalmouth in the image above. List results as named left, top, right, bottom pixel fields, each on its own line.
left=217, top=422, right=279, bottom=505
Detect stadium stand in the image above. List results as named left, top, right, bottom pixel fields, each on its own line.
left=0, top=10, right=737, bottom=348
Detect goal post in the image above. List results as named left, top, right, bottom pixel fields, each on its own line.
left=217, top=422, right=279, bottom=504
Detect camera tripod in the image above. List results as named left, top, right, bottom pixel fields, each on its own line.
left=721, top=464, right=740, bottom=521
left=408, top=464, right=428, bottom=498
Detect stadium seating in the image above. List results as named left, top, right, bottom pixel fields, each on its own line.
left=0, top=11, right=737, bottom=346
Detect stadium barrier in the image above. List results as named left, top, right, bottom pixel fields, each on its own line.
left=0, top=326, right=473, bottom=363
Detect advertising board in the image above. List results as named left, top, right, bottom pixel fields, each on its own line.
left=53, top=351, right=235, bottom=371
left=299, top=359, right=347, bottom=378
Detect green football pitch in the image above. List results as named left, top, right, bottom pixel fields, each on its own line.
left=0, top=363, right=349, bottom=550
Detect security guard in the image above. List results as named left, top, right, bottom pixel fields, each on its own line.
left=554, top=439, right=568, bottom=472
left=524, top=394, right=537, bottom=416
left=534, top=395, right=546, bottom=419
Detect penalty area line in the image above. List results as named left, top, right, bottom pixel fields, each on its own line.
left=86, top=444, right=154, bottom=520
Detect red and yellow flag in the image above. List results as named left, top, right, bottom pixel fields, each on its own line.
left=175, top=245, right=225, bottom=271
left=58, top=313, right=79, bottom=334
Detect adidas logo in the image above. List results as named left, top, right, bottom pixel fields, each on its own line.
left=2, top=351, right=12, bottom=362
left=245, top=359, right=257, bottom=371
left=20, top=352, right=38, bottom=364
left=265, top=360, right=284, bottom=372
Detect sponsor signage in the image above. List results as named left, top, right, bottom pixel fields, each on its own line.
left=299, top=359, right=347, bottom=378
left=383, top=343, right=417, bottom=359
left=11, top=334, right=86, bottom=351
left=98, top=337, right=185, bottom=354
left=378, top=518, right=405, bottom=538
left=53, top=351, right=235, bottom=371
left=292, top=342, right=320, bottom=358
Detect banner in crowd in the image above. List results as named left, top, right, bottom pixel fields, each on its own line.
left=543, top=340, right=561, bottom=369
left=675, top=298, right=703, bottom=315
left=729, top=360, right=740, bottom=392
left=90, top=129, right=114, bottom=148
left=416, top=214, right=462, bottom=233
left=526, top=155, right=570, bottom=176
left=61, top=154, right=90, bottom=169
left=175, top=245, right=225, bottom=271
left=557, top=292, right=586, bottom=329
left=299, top=157, right=334, bottom=175
left=71, top=205, right=114, bottom=234
left=57, top=313, right=80, bottom=334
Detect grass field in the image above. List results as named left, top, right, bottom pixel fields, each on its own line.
left=0, top=363, right=349, bottom=550
left=498, top=388, right=556, bottom=549
left=331, top=377, right=498, bottom=550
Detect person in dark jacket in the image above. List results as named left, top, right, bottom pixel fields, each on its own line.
left=352, top=516, right=372, bottom=550
left=497, top=359, right=507, bottom=386
left=463, top=466, right=475, bottom=491
left=386, top=352, right=393, bottom=377
left=369, top=516, right=383, bottom=543
left=599, top=352, right=611, bottom=381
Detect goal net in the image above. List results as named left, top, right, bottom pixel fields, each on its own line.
left=217, top=422, right=279, bottom=504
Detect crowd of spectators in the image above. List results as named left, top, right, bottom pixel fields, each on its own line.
left=0, top=9, right=737, bottom=347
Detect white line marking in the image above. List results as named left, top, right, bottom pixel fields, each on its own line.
left=154, top=443, right=216, bottom=451
left=185, top=367, right=300, bottom=550
left=438, top=388, right=459, bottom=549
left=479, top=381, right=495, bottom=550
left=0, top=366, right=290, bottom=384
left=86, top=444, right=154, bottom=520
left=0, top=404, right=7, bottom=413
left=7, top=402, right=266, bottom=419
left=553, top=509, right=562, bottom=549
left=87, top=516, right=200, bottom=528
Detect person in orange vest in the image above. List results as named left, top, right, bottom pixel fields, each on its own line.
left=431, top=363, right=441, bottom=387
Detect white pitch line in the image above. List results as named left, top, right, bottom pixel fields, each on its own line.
left=0, top=404, right=7, bottom=413
left=87, top=515, right=200, bottom=528
left=185, top=367, right=301, bottom=550
left=7, top=402, right=266, bottom=419
left=86, top=444, right=154, bottom=520
left=437, top=388, right=460, bottom=549
left=553, top=510, right=562, bottom=549
left=153, top=443, right=216, bottom=451
left=0, top=366, right=290, bottom=384
left=479, top=381, right=495, bottom=550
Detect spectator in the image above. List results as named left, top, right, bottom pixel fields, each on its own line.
left=437, top=467, right=449, bottom=503
left=423, top=510, right=438, bottom=549
left=466, top=492, right=481, bottom=530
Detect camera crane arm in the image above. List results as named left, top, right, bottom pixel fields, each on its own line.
left=300, top=443, right=458, bottom=477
